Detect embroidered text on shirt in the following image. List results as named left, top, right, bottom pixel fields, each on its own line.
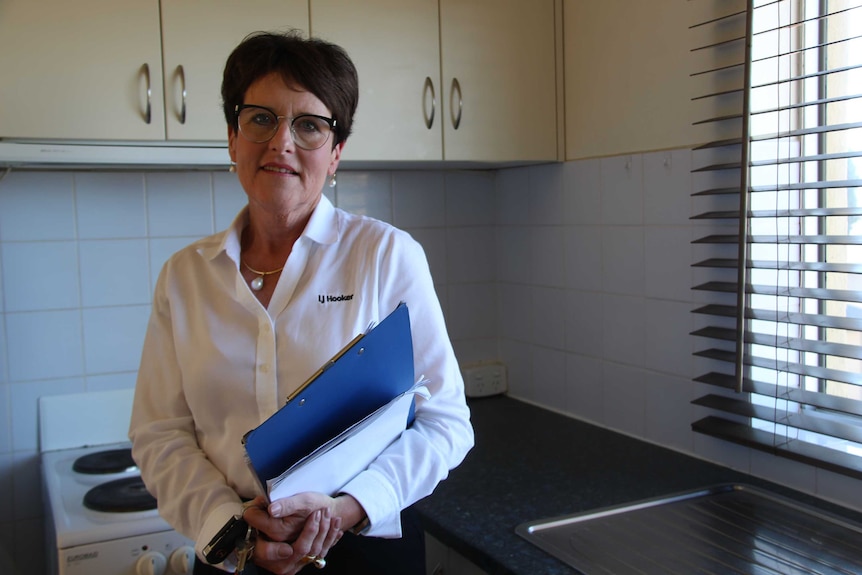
left=318, top=294, right=355, bottom=304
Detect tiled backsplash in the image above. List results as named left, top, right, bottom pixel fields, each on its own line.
left=1, top=151, right=860, bottom=572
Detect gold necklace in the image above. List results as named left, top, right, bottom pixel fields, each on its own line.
left=242, top=260, right=284, bottom=292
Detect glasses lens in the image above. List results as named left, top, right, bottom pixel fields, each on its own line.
left=291, top=115, right=332, bottom=150
left=238, top=107, right=278, bottom=143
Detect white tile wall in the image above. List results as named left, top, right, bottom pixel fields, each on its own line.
left=2, top=241, right=80, bottom=311
left=2, top=149, right=861, bottom=573
left=6, top=311, right=83, bottom=381
left=75, top=173, right=147, bottom=239
left=392, top=171, right=446, bottom=228
left=79, top=239, right=150, bottom=306
left=600, top=154, right=643, bottom=225
left=564, top=352, right=604, bottom=423
left=146, top=172, right=215, bottom=237
left=601, top=226, right=645, bottom=295
left=644, top=372, right=697, bottom=452
left=0, top=172, right=76, bottom=241
left=563, top=158, right=601, bottom=224
left=530, top=227, right=566, bottom=288
left=530, top=286, right=566, bottom=350
left=444, top=171, right=495, bottom=227
left=644, top=227, right=692, bottom=301
left=0, top=385, right=8, bottom=453
left=336, top=172, right=393, bottom=222
left=643, top=150, right=692, bottom=226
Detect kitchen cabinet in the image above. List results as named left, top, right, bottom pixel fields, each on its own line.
left=160, top=0, right=309, bottom=141
left=0, top=0, right=164, bottom=141
left=0, top=0, right=309, bottom=142
left=563, top=0, right=694, bottom=159
left=438, top=0, right=559, bottom=162
left=426, top=533, right=488, bottom=575
left=311, top=0, right=560, bottom=163
left=1, top=0, right=558, bottom=162
left=310, top=0, right=442, bottom=161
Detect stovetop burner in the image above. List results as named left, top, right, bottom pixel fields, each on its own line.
left=72, top=448, right=137, bottom=474
left=83, top=476, right=157, bottom=512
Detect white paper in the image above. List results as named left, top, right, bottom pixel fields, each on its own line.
left=267, top=384, right=429, bottom=501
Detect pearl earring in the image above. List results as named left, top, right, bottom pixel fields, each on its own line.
left=229, top=162, right=236, bottom=173
left=329, top=172, right=337, bottom=188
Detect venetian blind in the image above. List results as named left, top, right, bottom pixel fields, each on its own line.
left=689, top=0, right=862, bottom=479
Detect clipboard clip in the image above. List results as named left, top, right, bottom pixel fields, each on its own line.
left=283, top=307, right=400, bottom=405
left=285, top=332, right=365, bottom=404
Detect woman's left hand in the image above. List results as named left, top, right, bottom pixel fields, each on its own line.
left=242, top=494, right=343, bottom=574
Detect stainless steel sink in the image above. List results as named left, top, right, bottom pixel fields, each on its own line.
left=516, top=484, right=862, bottom=574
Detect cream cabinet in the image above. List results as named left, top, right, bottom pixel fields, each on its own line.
left=160, top=0, right=309, bottom=141
left=563, top=0, right=695, bottom=159
left=310, top=0, right=443, bottom=161
left=0, top=0, right=308, bottom=142
left=311, top=0, right=560, bottom=163
left=0, top=0, right=164, bottom=140
left=438, top=0, right=558, bottom=162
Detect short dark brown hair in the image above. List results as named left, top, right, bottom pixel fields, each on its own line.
left=221, top=30, right=358, bottom=147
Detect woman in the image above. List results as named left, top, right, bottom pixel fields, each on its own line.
left=129, top=31, right=474, bottom=575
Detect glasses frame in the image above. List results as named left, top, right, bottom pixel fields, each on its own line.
left=234, top=104, right=337, bottom=150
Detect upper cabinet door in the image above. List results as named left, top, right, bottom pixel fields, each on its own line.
left=310, top=0, right=443, bottom=162
left=0, top=0, right=165, bottom=140
left=160, top=0, right=310, bottom=142
left=440, top=0, right=559, bottom=162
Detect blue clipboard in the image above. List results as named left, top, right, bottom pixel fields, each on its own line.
left=243, top=302, right=415, bottom=487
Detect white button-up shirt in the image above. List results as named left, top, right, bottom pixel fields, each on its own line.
left=129, top=195, right=474, bottom=558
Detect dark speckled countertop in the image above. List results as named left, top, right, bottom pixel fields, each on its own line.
left=414, top=395, right=862, bottom=575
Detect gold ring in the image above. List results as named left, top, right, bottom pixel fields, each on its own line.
left=300, top=554, right=317, bottom=565
left=301, top=554, right=326, bottom=568
left=241, top=499, right=261, bottom=518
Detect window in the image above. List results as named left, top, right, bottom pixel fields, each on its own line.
left=690, top=0, right=862, bottom=478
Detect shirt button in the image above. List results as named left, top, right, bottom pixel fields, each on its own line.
left=259, top=364, right=270, bottom=374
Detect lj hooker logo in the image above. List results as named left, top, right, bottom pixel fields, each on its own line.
left=318, top=293, right=354, bottom=304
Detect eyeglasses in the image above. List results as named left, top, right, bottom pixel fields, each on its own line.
left=235, top=104, right=337, bottom=150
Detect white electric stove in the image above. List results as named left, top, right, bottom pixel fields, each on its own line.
left=39, top=389, right=195, bottom=575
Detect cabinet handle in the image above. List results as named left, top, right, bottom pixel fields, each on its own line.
left=450, top=78, right=462, bottom=130
left=423, top=76, right=436, bottom=129
left=141, top=63, right=153, bottom=124
left=177, top=65, right=187, bottom=125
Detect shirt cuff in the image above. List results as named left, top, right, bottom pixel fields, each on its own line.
left=339, top=470, right=402, bottom=538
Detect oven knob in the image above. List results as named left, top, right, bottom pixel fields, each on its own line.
left=136, top=551, right=168, bottom=575
left=169, top=545, right=196, bottom=574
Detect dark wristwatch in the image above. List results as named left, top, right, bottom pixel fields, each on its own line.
left=349, top=515, right=370, bottom=535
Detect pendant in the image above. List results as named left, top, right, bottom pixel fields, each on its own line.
left=250, top=276, right=264, bottom=291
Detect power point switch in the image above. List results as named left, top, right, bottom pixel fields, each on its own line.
left=462, top=363, right=507, bottom=398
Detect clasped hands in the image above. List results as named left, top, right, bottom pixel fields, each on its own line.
left=241, top=492, right=353, bottom=574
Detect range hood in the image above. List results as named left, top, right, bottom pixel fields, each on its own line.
left=0, top=140, right=231, bottom=170
left=0, top=139, right=547, bottom=172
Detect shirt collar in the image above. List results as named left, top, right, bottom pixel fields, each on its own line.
left=303, top=194, right=338, bottom=246
left=199, top=194, right=339, bottom=264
